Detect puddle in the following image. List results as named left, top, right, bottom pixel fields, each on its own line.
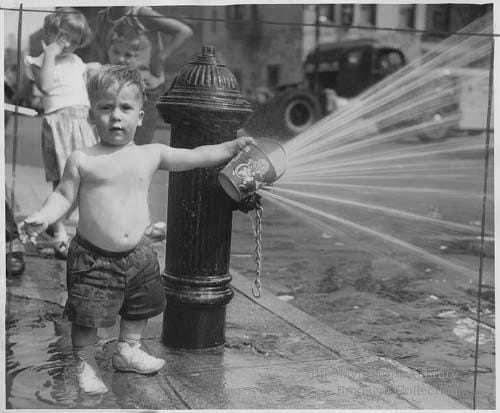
left=452, top=317, right=494, bottom=345
left=5, top=296, right=136, bottom=409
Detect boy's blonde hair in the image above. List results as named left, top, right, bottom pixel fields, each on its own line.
left=43, top=7, right=93, bottom=48
left=87, top=65, right=147, bottom=106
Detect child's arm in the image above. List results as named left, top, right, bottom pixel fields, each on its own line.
left=157, top=136, right=255, bottom=172
left=137, top=7, right=193, bottom=61
left=85, top=62, right=102, bottom=79
left=86, top=62, right=102, bottom=72
left=23, top=152, right=82, bottom=236
left=91, top=24, right=109, bottom=64
left=32, top=36, right=66, bottom=94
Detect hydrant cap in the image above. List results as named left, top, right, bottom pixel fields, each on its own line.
left=157, top=45, right=252, bottom=113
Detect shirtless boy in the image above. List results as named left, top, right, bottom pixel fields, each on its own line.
left=24, top=65, right=255, bottom=395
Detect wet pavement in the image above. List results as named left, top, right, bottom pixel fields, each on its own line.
left=6, top=247, right=467, bottom=409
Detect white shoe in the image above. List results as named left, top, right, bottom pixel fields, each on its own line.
left=112, top=341, right=165, bottom=374
left=76, top=361, right=108, bottom=395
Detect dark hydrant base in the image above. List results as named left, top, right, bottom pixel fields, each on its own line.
left=162, top=304, right=227, bottom=349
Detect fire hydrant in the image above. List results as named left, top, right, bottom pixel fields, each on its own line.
left=156, top=45, right=253, bottom=349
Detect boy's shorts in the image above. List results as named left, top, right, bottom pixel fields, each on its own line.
left=63, top=232, right=166, bottom=328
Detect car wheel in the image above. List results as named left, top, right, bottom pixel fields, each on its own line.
left=418, top=113, right=450, bottom=142
left=273, top=89, right=322, bottom=139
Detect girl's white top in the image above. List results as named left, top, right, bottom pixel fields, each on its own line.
left=24, top=53, right=90, bottom=114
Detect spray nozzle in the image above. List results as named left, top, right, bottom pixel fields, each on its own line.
left=236, top=193, right=262, bottom=214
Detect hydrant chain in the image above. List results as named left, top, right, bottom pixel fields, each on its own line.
left=252, top=204, right=264, bottom=298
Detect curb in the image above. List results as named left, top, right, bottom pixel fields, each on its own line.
left=229, top=270, right=467, bottom=409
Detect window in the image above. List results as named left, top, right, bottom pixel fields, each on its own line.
left=432, top=4, right=451, bottom=32
left=360, top=4, right=376, bottom=26
left=226, top=5, right=244, bottom=21
left=267, top=64, right=280, bottom=87
left=225, top=4, right=261, bottom=36
left=340, top=4, right=354, bottom=26
left=345, top=50, right=363, bottom=68
left=399, top=4, right=416, bottom=28
left=375, top=50, right=404, bottom=74
left=251, top=5, right=259, bottom=21
left=212, top=10, right=217, bottom=33
left=234, top=5, right=243, bottom=20
left=318, top=5, right=335, bottom=23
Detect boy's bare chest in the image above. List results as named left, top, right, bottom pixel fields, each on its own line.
left=81, top=154, right=152, bottom=187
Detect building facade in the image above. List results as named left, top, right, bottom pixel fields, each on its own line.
left=155, top=4, right=305, bottom=96
left=59, top=4, right=494, bottom=98
left=168, top=3, right=491, bottom=96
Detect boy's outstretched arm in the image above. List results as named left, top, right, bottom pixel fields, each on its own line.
left=138, top=7, right=193, bottom=60
left=157, top=136, right=255, bottom=172
left=24, top=152, right=82, bottom=236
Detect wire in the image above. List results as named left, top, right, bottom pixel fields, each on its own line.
left=8, top=3, right=23, bottom=262
left=472, top=38, right=494, bottom=410
left=1, top=6, right=498, bottom=38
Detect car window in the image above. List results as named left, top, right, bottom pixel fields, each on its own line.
left=376, top=51, right=404, bottom=73
left=345, top=50, right=363, bottom=68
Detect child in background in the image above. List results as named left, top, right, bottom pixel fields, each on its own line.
left=96, top=6, right=193, bottom=241
left=24, top=7, right=101, bottom=257
left=23, top=65, right=254, bottom=395
left=95, top=6, right=193, bottom=241
left=94, top=6, right=193, bottom=145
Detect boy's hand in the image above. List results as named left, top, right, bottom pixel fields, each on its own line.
left=234, top=136, right=256, bottom=153
left=22, top=213, right=49, bottom=243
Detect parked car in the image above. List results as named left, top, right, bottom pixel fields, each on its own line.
left=243, top=38, right=459, bottom=142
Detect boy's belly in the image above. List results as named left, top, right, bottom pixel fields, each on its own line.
left=77, top=195, right=151, bottom=252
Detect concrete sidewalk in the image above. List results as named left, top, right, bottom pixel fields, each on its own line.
left=7, top=253, right=467, bottom=409
left=5, top=162, right=466, bottom=409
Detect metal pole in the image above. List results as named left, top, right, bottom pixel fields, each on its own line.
left=472, top=37, right=494, bottom=410
left=314, top=5, right=321, bottom=94
left=9, top=3, right=23, bottom=220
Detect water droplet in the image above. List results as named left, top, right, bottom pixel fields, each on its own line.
left=437, top=310, right=457, bottom=318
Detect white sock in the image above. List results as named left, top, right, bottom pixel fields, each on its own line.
left=116, top=338, right=140, bottom=352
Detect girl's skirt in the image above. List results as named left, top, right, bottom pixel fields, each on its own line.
left=41, top=106, right=98, bottom=182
